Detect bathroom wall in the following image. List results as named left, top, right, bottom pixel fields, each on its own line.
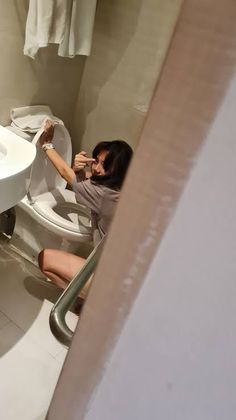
left=71, top=0, right=183, bottom=154
left=0, top=0, right=182, bottom=153
left=0, top=0, right=85, bottom=128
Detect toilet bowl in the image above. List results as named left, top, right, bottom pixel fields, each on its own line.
left=7, top=124, right=93, bottom=265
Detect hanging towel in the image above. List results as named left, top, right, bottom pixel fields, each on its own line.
left=58, top=0, right=97, bottom=57
left=24, top=0, right=97, bottom=59
left=10, top=105, right=63, bottom=133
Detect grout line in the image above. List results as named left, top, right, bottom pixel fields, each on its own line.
left=0, top=311, right=12, bottom=331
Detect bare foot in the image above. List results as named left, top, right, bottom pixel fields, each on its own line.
left=39, top=119, right=55, bottom=145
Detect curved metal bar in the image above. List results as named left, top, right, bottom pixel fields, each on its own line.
left=49, top=238, right=105, bottom=348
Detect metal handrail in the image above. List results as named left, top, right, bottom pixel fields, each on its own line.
left=49, top=237, right=105, bottom=348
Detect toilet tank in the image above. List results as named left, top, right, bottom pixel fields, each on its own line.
left=6, top=124, right=72, bottom=197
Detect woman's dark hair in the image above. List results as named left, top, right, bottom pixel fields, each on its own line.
left=90, top=140, right=133, bottom=190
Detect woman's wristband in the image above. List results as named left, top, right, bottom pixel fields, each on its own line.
left=42, top=143, right=55, bottom=152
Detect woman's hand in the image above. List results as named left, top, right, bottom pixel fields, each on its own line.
left=39, top=120, right=55, bottom=145
left=73, top=151, right=95, bottom=172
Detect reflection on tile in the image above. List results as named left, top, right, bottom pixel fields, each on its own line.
left=0, top=311, right=10, bottom=330
left=26, top=299, right=78, bottom=358
left=0, top=247, right=43, bottom=329
left=0, top=321, right=23, bottom=356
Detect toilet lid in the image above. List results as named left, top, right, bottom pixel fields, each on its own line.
left=33, top=187, right=92, bottom=235
left=29, top=124, right=72, bottom=197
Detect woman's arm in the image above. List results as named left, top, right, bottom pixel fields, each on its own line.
left=40, top=120, right=94, bottom=186
left=40, top=120, right=75, bottom=185
left=44, top=148, right=75, bottom=185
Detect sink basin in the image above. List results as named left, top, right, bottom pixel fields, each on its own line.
left=0, top=125, right=36, bottom=213
left=0, top=142, right=7, bottom=161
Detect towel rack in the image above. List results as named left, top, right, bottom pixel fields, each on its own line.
left=49, top=237, right=105, bottom=348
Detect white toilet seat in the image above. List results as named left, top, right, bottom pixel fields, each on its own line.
left=6, top=122, right=93, bottom=250
left=32, top=187, right=92, bottom=235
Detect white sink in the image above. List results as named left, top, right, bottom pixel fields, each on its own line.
left=0, top=125, right=36, bottom=213
left=0, top=142, right=7, bottom=161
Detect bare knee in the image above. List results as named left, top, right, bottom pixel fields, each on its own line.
left=38, top=249, right=44, bottom=271
left=38, top=249, right=49, bottom=273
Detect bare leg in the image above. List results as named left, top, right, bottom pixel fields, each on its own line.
left=38, top=249, right=91, bottom=299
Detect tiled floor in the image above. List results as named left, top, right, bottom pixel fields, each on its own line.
left=0, top=238, right=78, bottom=420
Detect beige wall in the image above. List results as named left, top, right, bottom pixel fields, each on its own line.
left=0, top=0, right=85, bottom=129
left=0, top=0, right=182, bottom=155
left=71, top=0, right=183, bottom=154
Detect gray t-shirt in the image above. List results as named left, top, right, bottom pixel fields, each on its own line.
left=72, top=176, right=120, bottom=246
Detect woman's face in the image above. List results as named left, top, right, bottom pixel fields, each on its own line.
left=91, top=150, right=109, bottom=176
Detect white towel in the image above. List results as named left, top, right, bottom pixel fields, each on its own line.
left=58, top=0, right=97, bottom=58
left=10, top=105, right=63, bottom=133
left=24, top=0, right=97, bottom=59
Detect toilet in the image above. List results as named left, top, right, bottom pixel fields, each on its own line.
left=7, top=124, right=93, bottom=265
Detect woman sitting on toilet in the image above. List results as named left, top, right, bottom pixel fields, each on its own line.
left=38, top=120, right=133, bottom=299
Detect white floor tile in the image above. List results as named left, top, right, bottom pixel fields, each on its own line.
left=54, top=347, right=68, bottom=364
left=0, top=243, right=76, bottom=419
left=0, top=246, right=44, bottom=328
left=26, top=299, right=78, bottom=357
left=0, top=322, right=61, bottom=420
left=32, top=414, right=47, bottom=420
left=0, top=245, right=78, bottom=356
